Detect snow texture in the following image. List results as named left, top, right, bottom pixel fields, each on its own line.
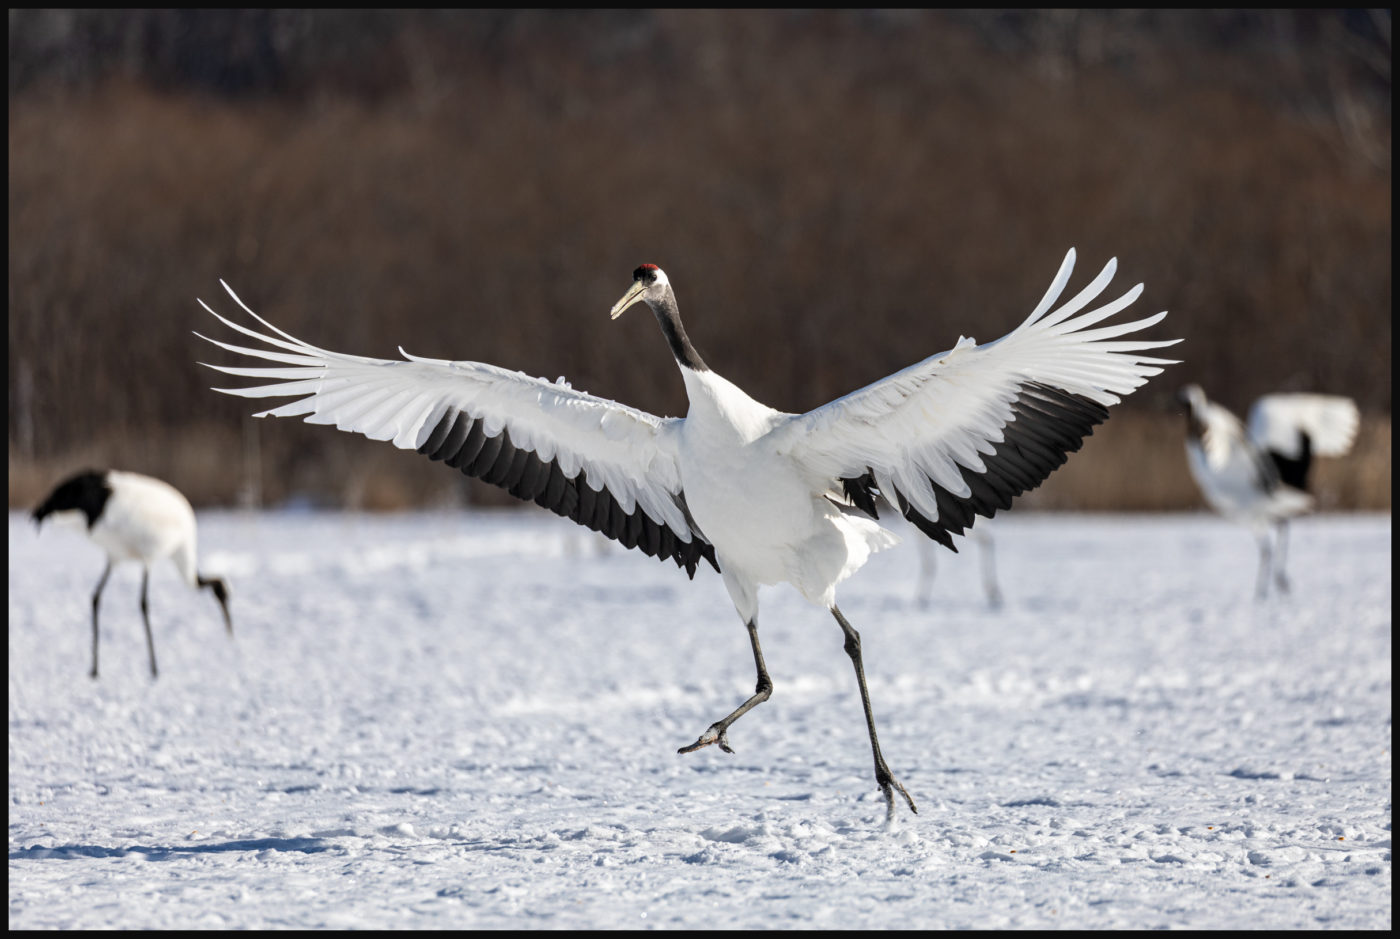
left=8, top=509, right=1392, bottom=929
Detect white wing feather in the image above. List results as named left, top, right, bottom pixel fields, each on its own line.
left=773, top=249, right=1179, bottom=522
left=197, top=282, right=697, bottom=540
left=1247, top=394, right=1360, bottom=459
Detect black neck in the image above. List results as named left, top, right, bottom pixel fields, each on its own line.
left=1183, top=407, right=1206, bottom=444
left=32, top=470, right=111, bottom=529
left=650, top=290, right=708, bottom=372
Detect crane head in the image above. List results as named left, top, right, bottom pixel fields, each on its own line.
left=1178, top=384, right=1207, bottom=412
left=32, top=470, right=111, bottom=532
left=610, top=264, right=670, bottom=319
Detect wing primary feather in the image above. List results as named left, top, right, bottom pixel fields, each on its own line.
left=657, top=525, right=676, bottom=562
left=931, top=481, right=976, bottom=532
left=899, top=495, right=957, bottom=551
left=1016, top=248, right=1078, bottom=329
left=1036, top=257, right=1119, bottom=330
left=193, top=332, right=325, bottom=366
left=539, top=463, right=570, bottom=513
left=592, top=489, right=617, bottom=536
left=419, top=409, right=466, bottom=460
left=639, top=517, right=662, bottom=556
left=620, top=509, right=644, bottom=550
left=510, top=454, right=550, bottom=501
left=842, top=472, right=881, bottom=518
left=494, top=444, right=532, bottom=490
left=573, top=475, right=598, bottom=525
left=965, top=466, right=1015, bottom=512
left=447, top=420, right=489, bottom=470
left=480, top=435, right=521, bottom=487
left=1044, top=282, right=1143, bottom=333
left=463, top=429, right=506, bottom=477
left=199, top=302, right=323, bottom=359
left=218, top=280, right=339, bottom=355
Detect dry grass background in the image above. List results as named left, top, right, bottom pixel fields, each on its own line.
left=8, top=11, right=1391, bottom=513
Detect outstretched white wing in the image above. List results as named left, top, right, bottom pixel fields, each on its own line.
left=1247, top=393, right=1359, bottom=459
left=771, top=249, right=1180, bottom=548
left=197, top=282, right=717, bottom=575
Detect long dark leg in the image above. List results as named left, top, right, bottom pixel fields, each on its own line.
left=90, top=561, right=112, bottom=679
left=915, top=539, right=936, bottom=610
left=831, top=605, right=917, bottom=818
left=198, top=575, right=233, bottom=635
left=1254, top=532, right=1273, bottom=600
left=1273, top=520, right=1291, bottom=595
left=140, top=568, right=158, bottom=679
left=679, top=617, right=772, bottom=755
left=980, top=535, right=1003, bottom=610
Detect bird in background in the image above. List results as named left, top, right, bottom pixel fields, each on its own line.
left=31, top=469, right=233, bottom=678
left=198, top=248, right=1177, bottom=820
left=1178, top=384, right=1359, bottom=599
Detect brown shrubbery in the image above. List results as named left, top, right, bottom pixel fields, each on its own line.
left=8, top=12, right=1391, bottom=511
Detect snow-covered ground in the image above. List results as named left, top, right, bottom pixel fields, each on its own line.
left=8, top=508, right=1391, bottom=929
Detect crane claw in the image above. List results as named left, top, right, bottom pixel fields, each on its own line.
left=678, top=724, right=734, bottom=755
left=880, top=774, right=918, bottom=820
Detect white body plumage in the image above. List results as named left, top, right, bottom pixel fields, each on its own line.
left=88, top=473, right=202, bottom=574
left=673, top=367, right=900, bottom=618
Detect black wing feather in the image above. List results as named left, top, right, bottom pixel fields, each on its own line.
left=841, top=382, right=1110, bottom=552
left=416, top=409, right=716, bottom=575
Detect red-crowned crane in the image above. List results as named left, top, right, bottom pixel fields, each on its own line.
left=1178, top=384, right=1359, bottom=599
left=32, top=470, right=233, bottom=678
left=199, top=249, right=1177, bottom=819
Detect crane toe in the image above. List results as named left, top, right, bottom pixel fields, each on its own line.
left=678, top=724, right=734, bottom=755
left=878, top=769, right=918, bottom=818
left=888, top=780, right=917, bottom=815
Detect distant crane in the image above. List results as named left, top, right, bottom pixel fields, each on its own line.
left=1178, top=384, right=1359, bottom=598
left=199, top=249, right=1176, bottom=818
left=31, top=470, right=233, bottom=678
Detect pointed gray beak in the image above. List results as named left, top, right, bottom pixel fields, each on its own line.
left=610, top=281, right=648, bottom=320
